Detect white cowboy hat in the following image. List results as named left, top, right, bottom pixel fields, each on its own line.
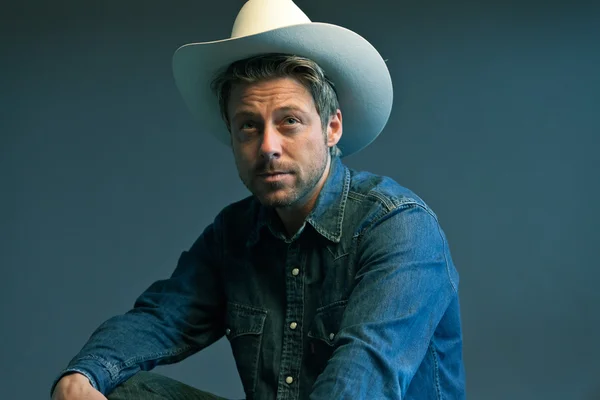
left=172, top=0, right=393, bottom=157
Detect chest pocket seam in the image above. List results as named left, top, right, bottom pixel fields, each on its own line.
left=308, top=299, right=348, bottom=345
left=225, top=302, right=267, bottom=396
left=225, top=302, right=267, bottom=339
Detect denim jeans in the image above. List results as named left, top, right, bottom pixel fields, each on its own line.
left=107, top=371, right=230, bottom=400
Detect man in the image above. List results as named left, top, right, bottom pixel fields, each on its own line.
left=51, top=0, right=466, bottom=399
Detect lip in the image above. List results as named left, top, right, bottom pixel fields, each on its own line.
left=257, top=172, right=291, bottom=182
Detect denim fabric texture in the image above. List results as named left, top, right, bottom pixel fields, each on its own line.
left=51, top=156, right=466, bottom=399
left=106, top=371, right=229, bottom=400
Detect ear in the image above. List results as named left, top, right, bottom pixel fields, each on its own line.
left=326, top=109, right=343, bottom=147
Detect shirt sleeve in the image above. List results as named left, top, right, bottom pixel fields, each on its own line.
left=309, top=203, right=460, bottom=399
left=50, top=216, right=227, bottom=397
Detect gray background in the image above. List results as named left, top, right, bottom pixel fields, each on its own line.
left=2, top=0, right=599, bottom=399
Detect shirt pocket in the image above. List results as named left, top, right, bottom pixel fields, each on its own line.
left=307, top=300, right=348, bottom=375
left=224, top=302, right=268, bottom=397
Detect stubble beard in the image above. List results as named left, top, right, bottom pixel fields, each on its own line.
left=241, top=147, right=330, bottom=209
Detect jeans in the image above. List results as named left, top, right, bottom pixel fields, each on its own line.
left=107, top=371, right=231, bottom=400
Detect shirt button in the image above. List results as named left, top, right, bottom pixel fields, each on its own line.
left=291, top=268, right=300, bottom=276
left=329, top=333, right=335, bottom=340
left=225, top=328, right=231, bottom=336
left=286, top=376, right=294, bottom=384
left=289, top=322, right=298, bottom=330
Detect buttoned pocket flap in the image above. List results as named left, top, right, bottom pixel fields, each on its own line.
left=308, top=300, right=348, bottom=346
left=225, top=302, right=267, bottom=340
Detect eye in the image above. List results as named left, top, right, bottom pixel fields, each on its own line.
left=239, top=121, right=257, bottom=131
left=234, top=121, right=259, bottom=142
left=283, top=117, right=299, bottom=125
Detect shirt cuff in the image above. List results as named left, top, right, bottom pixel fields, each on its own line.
left=50, top=357, right=111, bottom=397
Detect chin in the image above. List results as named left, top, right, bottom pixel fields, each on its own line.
left=255, top=190, right=297, bottom=208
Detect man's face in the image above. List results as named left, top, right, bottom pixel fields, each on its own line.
left=228, top=77, right=340, bottom=208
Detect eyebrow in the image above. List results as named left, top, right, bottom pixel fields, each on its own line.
left=231, top=105, right=309, bottom=122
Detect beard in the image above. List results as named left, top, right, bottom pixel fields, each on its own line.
left=237, top=145, right=329, bottom=209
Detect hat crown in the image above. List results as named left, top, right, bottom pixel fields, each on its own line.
left=231, top=0, right=312, bottom=38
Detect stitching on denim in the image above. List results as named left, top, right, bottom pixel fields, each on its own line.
left=249, top=317, right=264, bottom=394
left=354, top=205, right=386, bottom=242
left=75, top=354, right=119, bottom=381
left=409, top=203, right=458, bottom=294
left=325, top=244, right=349, bottom=261
left=228, top=302, right=269, bottom=315
left=389, top=203, right=458, bottom=293
left=315, top=299, right=348, bottom=313
left=336, top=165, right=351, bottom=238
left=347, top=191, right=367, bottom=201
left=294, top=251, right=307, bottom=400
left=224, top=303, right=267, bottom=395
left=77, top=354, right=108, bottom=364
left=367, top=190, right=396, bottom=211
left=356, top=202, right=416, bottom=247
left=332, top=251, right=349, bottom=261
left=409, top=204, right=458, bottom=293
left=435, top=222, right=458, bottom=293
left=311, top=224, right=338, bottom=242
left=226, top=303, right=268, bottom=338
left=308, top=164, right=350, bottom=242
left=355, top=201, right=459, bottom=294
left=54, top=367, right=101, bottom=392
left=120, top=344, right=196, bottom=370
left=430, top=344, right=443, bottom=400
left=307, top=299, right=348, bottom=347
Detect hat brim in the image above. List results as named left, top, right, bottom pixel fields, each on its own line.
left=172, top=22, right=393, bottom=157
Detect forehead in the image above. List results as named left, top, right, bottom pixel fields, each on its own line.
left=228, top=77, right=314, bottom=111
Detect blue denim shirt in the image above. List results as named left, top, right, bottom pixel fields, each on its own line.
left=51, top=156, right=466, bottom=399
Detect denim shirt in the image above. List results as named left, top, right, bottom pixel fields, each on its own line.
left=51, top=156, right=466, bottom=399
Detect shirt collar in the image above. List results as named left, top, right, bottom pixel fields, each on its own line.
left=246, top=156, right=350, bottom=247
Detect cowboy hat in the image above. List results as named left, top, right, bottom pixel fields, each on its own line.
left=172, top=0, right=393, bottom=157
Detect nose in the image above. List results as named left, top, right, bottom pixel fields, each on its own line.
left=259, top=123, right=282, bottom=160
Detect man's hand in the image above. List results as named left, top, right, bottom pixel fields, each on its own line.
left=51, top=373, right=107, bottom=400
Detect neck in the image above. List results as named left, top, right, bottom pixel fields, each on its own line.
left=276, top=155, right=332, bottom=237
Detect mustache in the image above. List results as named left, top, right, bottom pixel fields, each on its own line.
left=254, top=161, right=294, bottom=175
